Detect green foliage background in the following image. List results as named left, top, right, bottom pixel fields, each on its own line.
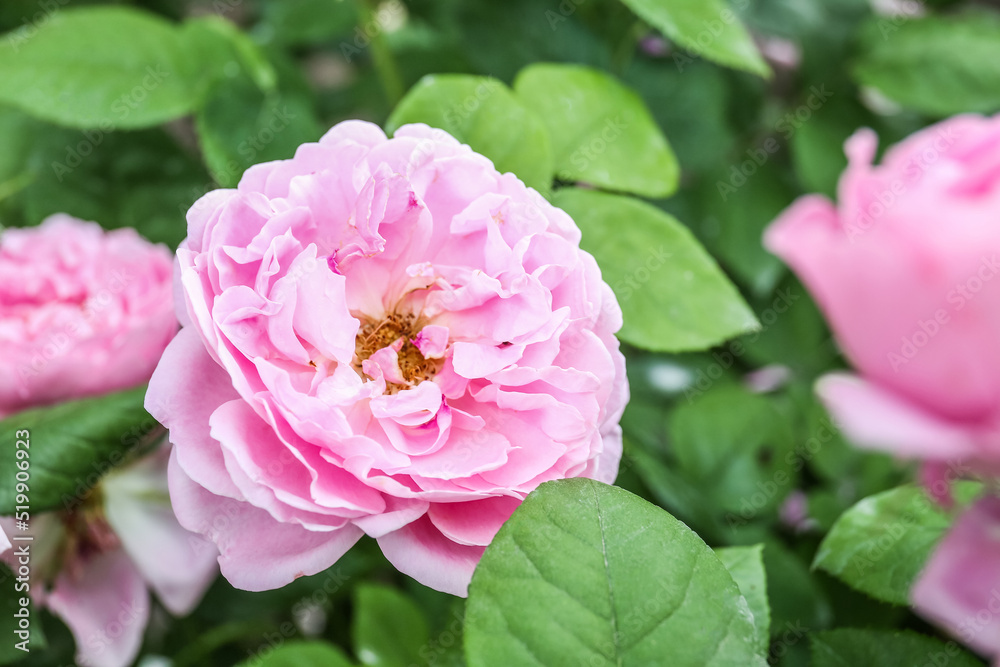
left=0, top=0, right=992, bottom=665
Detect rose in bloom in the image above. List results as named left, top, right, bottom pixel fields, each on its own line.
left=764, top=114, right=1000, bottom=663
left=147, top=121, right=628, bottom=596
left=0, top=215, right=176, bottom=417
left=1, top=445, right=219, bottom=667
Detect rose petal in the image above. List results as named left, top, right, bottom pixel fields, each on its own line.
left=816, top=373, right=981, bottom=460
left=46, top=549, right=150, bottom=667
left=377, top=514, right=485, bottom=597
left=168, top=449, right=363, bottom=591
left=101, top=446, right=219, bottom=615
left=912, top=495, right=1000, bottom=660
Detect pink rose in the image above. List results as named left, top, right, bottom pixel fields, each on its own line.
left=1, top=445, right=219, bottom=667
left=0, top=215, right=176, bottom=417
left=764, top=114, right=1000, bottom=663
left=765, top=115, right=1000, bottom=472
left=147, top=121, right=628, bottom=596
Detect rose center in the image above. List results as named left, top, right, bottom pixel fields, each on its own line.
left=353, top=312, right=442, bottom=390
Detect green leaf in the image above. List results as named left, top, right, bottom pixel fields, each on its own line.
left=195, top=73, right=322, bottom=187
left=352, top=584, right=429, bottom=667
left=19, top=126, right=208, bottom=248
left=622, top=59, right=735, bottom=176
left=762, top=540, right=832, bottom=638
left=183, top=16, right=278, bottom=94
left=813, top=483, right=981, bottom=606
left=716, top=545, right=770, bottom=654
left=0, top=7, right=202, bottom=129
left=738, top=276, right=835, bottom=377
left=697, top=161, right=790, bottom=297
left=618, top=0, right=770, bottom=77
left=452, top=0, right=612, bottom=83
left=464, top=478, right=767, bottom=667
left=0, top=106, right=39, bottom=193
left=853, top=11, right=1000, bottom=116
left=386, top=74, right=553, bottom=192
left=553, top=187, right=759, bottom=351
left=789, top=98, right=868, bottom=199
left=513, top=63, right=678, bottom=198
left=668, top=384, right=796, bottom=518
left=623, top=438, right=731, bottom=544
left=811, top=629, right=984, bottom=667
left=235, top=640, right=355, bottom=667
left=255, top=0, right=359, bottom=47
left=0, top=386, right=154, bottom=514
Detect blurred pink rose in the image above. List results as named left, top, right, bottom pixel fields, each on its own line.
left=1, top=445, right=218, bottom=667
left=0, top=215, right=176, bottom=417
left=764, top=114, right=1000, bottom=663
left=148, top=121, right=628, bottom=596
left=765, top=115, right=1000, bottom=471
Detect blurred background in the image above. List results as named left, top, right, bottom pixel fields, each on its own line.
left=0, top=0, right=993, bottom=664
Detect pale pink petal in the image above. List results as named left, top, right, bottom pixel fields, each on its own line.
left=912, top=495, right=1000, bottom=660
left=377, top=514, right=485, bottom=597
left=412, top=324, right=450, bottom=358
left=102, top=446, right=218, bottom=616
left=46, top=549, right=150, bottom=667
left=816, top=373, right=980, bottom=460
left=146, top=328, right=243, bottom=499
left=211, top=398, right=383, bottom=520
left=353, top=496, right=429, bottom=538
left=168, top=450, right=363, bottom=591
left=427, top=496, right=520, bottom=547
left=589, top=424, right=623, bottom=485
left=320, top=119, right=387, bottom=148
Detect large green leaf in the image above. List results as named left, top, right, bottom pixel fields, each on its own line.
left=853, top=11, right=1000, bottom=116
left=235, top=641, right=355, bottom=667
left=195, top=73, right=322, bottom=187
left=812, top=629, right=984, bottom=667
left=183, top=15, right=278, bottom=95
left=618, top=0, right=770, bottom=77
left=464, top=479, right=767, bottom=667
left=813, top=483, right=981, bottom=606
left=0, top=7, right=202, bottom=129
left=668, top=384, right=796, bottom=518
left=0, top=386, right=154, bottom=514
left=352, top=584, right=429, bottom=667
left=716, top=545, right=770, bottom=653
left=386, top=74, right=553, bottom=192
left=513, top=64, right=678, bottom=198
left=553, top=188, right=759, bottom=351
